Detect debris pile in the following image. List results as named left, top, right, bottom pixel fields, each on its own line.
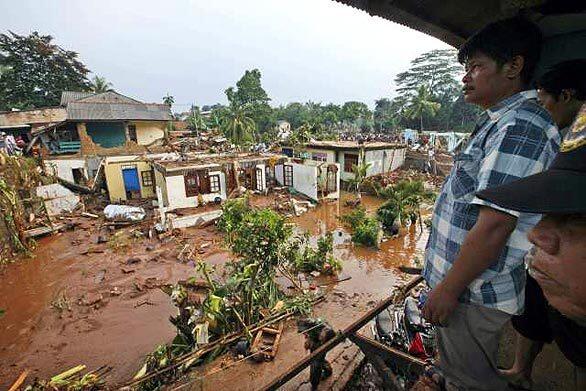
left=130, top=200, right=342, bottom=389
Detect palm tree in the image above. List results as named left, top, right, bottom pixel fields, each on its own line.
left=90, top=76, right=113, bottom=93
left=376, top=180, right=435, bottom=230
left=404, top=85, right=441, bottom=132
left=162, top=94, right=175, bottom=107
left=347, top=161, right=372, bottom=194
left=220, top=104, right=256, bottom=147
left=186, top=105, right=208, bottom=135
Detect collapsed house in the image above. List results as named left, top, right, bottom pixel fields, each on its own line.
left=0, top=91, right=171, bottom=195
left=281, top=140, right=406, bottom=182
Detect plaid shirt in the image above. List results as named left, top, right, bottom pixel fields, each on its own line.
left=423, top=90, right=560, bottom=315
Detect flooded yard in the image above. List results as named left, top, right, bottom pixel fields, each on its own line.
left=0, top=192, right=429, bottom=389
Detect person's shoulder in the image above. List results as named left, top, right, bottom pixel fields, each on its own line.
left=498, top=99, right=558, bottom=138
left=511, top=99, right=555, bottom=129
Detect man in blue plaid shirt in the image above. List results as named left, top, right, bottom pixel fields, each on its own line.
left=421, top=18, right=561, bottom=390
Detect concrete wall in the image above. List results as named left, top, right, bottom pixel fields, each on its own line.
left=275, top=164, right=284, bottom=185
left=133, top=121, right=165, bottom=145
left=163, top=170, right=227, bottom=210
left=154, top=168, right=169, bottom=207
left=103, top=156, right=155, bottom=202
left=289, top=163, right=318, bottom=201
left=299, top=148, right=336, bottom=163
left=44, top=158, right=87, bottom=182
left=338, top=149, right=360, bottom=181
left=317, top=163, right=341, bottom=200
left=85, top=122, right=127, bottom=148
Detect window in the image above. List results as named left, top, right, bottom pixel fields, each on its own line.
left=184, top=170, right=212, bottom=197
left=344, top=154, right=358, bottom=173
left=141, top=170, right=153, bottom=187
left=312, top=153, right=327, bottom=162
left=184, top=173, right=199, bottom=197
left=283, top=165, right=293, bottom=187
left=209, top=175, right=220, bottom=193
left=255, top=167, right=264, bottom=191
left=128, top=124, right=137, bottom=142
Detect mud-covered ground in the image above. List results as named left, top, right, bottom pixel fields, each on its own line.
left=1, top=192, right=424, bottom=389
left=1, top=192, right=573, bottom=390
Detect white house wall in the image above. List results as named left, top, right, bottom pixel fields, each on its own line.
left=275, top=164, right=284, bottom=185
left=317, top=163, right=341, bottom=200
left=44, top=159, right=87, bottom=182
left=164, top=171, right=226, bottom=211
left=290, top=163, right=318, bottom=201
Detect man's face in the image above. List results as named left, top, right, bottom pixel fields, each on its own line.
left=462, top=52, right=511, bottom=109
left=537, top=88, right=583, bottom=130
left=528, top=215, right=586, bottom=321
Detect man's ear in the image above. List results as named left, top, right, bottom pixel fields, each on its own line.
left=504, top=55, right=525, bottom=80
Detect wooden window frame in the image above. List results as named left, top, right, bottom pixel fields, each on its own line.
left=184, top=172, right=199, bottom=197
left=344, top=153, right=358, bottom=173
left=209, top=174, right=220, bottom=193
left=283, top=165, right=293, bottom=187
left=141, top=170, right=154, bottom=187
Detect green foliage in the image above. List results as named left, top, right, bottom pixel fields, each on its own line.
left=382, top=48, right=481, bottom=133
left=220, top=103, right=257, bottom=147
left=217, top=197, right=251, bottom=242
left=341, top=207, right=380, bottom=247
left=292, top=232, right=341, bottom=275
left=0, top=31, right=91, bottom=110
left=346, top=161, right=371, bottom=193
left=225, top=69, right=274, bottom=134
left=404, top=85, right=441, bottom=131
left=185, top=104, right=208, bottom=133
left=375, top=180, right=435, bottom=229
left=90, top=75, right=113, bottom=93
left=162, top=94, right=174, bottom=106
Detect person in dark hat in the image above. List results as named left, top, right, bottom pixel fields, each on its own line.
left=496, top=59, right=586, bottom=388
left=477, top=103, right=586, bottom=390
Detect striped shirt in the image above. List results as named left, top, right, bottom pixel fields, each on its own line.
left=423, top=90, right=560, bottom=315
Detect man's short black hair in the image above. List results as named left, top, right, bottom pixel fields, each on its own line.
left=537, top=59, right=586, bottom=101
left=458, top=17, right=542, bottom=85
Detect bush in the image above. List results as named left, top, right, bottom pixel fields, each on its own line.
left=352, top=217, right=381, bottom=247
left=341, top=207, right=381, bottom=247
left=216, top=197, right=251, bottom=242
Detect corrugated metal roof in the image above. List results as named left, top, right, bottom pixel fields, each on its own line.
left=60, top=91, right=94, bottom=106
left=332, top=1, right=586, bottom=47
left=66, top=102, right=171, bottom=121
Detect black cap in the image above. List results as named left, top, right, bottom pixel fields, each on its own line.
left=476, top=104, right=586, bottom=214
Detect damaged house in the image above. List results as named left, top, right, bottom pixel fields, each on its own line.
left=281, top=140, right=406, bottom=182
left=152, top=152, right=289, bottom=229
left=0, top=91, right=172, bottom=199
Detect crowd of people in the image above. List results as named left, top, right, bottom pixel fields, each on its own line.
left=416, top=16, right=586, bottom=391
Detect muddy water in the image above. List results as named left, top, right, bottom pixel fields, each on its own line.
left=0, top=220, right=229, bottom=387
left=185, top=193, right=431, bottom=391
left=293, top=192, right=428, bottom=293
left=0, top=194, right=430, bottom=389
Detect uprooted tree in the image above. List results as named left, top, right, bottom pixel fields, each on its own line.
left=133, top=199, right=341, bottom=390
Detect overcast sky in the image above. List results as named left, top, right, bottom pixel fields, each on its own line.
left=0, top=0, right=451, bottom=110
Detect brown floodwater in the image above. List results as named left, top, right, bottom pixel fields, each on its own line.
left=0, top=193, right=429, bottom=389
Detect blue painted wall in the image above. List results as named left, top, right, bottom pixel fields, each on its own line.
left=86, top=122, right=126, bottom=148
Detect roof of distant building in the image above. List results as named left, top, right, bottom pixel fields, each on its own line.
left=153, top=152, right=286, bottom=174
left=60, top=91, right=171, bottom=121
left=302, top=140, right=404, bottom=151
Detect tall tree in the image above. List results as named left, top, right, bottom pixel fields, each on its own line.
left=0, top=31, right=91, bottom=110
left=404, top=86, right=441, bottom=131
left=394, top=49, right=462, bottom=99
left=186, top=105, right=208, bottom=134
left=90, top=75, right=113, bottom=93
left=220, top=104, right=256, bottom=147
left=162, top=94, right=175, bottom=106
left=225, top=69, right=274, bottom=134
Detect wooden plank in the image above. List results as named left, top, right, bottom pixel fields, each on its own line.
left=23, top=224, right=65, bottom=238
left=260, top=275, right=423, bottom=391
left=8, top=370, right=29, bottom=391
